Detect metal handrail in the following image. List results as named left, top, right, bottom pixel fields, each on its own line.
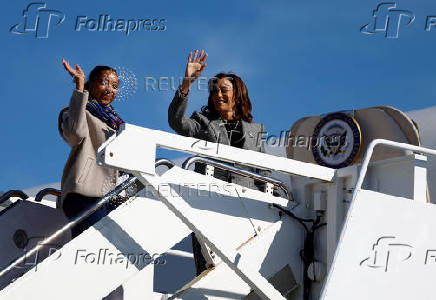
left=182, top=156, right=294, bottom=202
left=155, top=158, right=175, bottom=170
left=0, top=159, right=175, bottom=280
left=322, top=140, right=436, bottom=300
left=0, top=177, right=138, bottom=279
left=35, top=188, right=62, bottom=202
left=0, top=190, right=28, bottom=205
left=352, top=139, right=436, bottom=201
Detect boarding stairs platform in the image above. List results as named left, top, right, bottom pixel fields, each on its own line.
left=0, top=123, right=435, bottom=300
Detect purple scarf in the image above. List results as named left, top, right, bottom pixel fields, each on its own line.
left=86, top=98, right=124, bottom=130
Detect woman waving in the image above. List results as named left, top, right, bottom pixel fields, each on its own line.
left=168, top=50, right=270, bottom=274
left=59, top=59, right=124, bottom=239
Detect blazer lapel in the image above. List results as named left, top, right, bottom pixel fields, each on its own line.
left=241, top=121, right=257, bottom=150
left=209, top=119, right=230, bottom=145
left=208, top=119, right=260, bottom=150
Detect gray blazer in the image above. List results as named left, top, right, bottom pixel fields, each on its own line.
left=58, top=89, right=118, bottom=207
left=168, top=88, right=269, bottom=189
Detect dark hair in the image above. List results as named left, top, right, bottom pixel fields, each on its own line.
left=202, top=72, right=253, bottom=122
left=84, top=65, right=117, bottom=98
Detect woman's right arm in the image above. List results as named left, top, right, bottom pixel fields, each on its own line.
left=168, top=87, right=200, bottom=136
left=59, top=59, right=89, bottom=146
left=168, top=50, right=208, bottom=137
left=60, top=90, right=90, bottom=146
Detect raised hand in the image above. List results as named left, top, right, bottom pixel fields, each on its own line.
left=181, top=50, right=208, bottom=95
left=62, top=58, right=85, bottom=92
left=185, top=50, right=208, bottom=80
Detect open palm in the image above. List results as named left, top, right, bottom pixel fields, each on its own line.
left=62, top=58, right=85, bottom=92
left=185, top=50, right=208, bottom=82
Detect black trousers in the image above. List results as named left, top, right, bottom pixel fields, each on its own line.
left=62, top=193, right=113, bottom=239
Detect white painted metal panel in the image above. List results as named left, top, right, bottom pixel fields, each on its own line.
left=0, top=196, right=190, bottom=300
left=237, top=187, right=288, bottom=234
left=99, top=123, right=335, bottom=181
left=0, top=200, right=70, bottom=291
left=147, top=166, right=258, bottom=251
left=123, top=264, right=154, bottom=300
left=148, top=166, right=289, bottom=244
left=137, top=167, right=288, bottom=300
left=322, top=189, right=436, bottom=300
left=173, top=221, right=301, bottom=299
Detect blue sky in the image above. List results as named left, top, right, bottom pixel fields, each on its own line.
left=1, top=0, right=436, bottom=191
